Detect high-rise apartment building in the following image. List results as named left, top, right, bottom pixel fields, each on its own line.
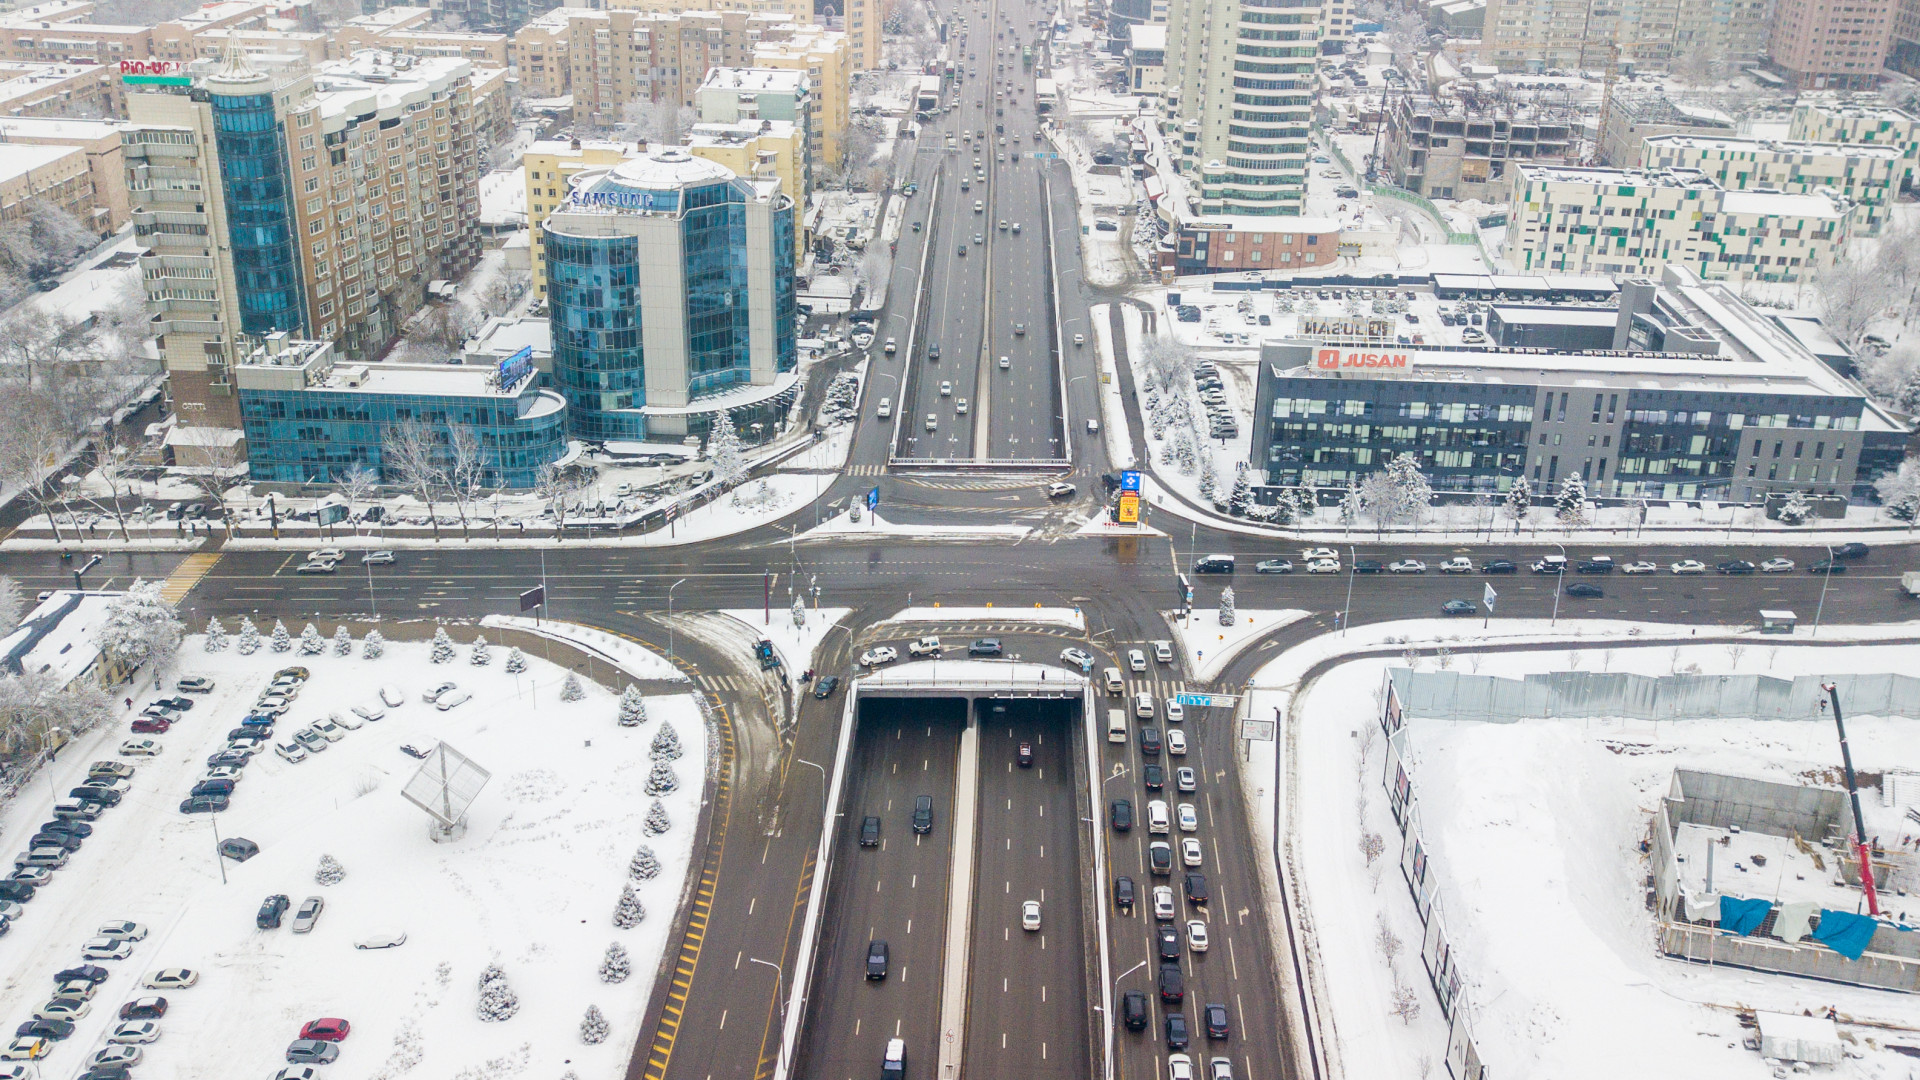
left=0, top=116, right=130, bottom=232
left=694, top=67, right=815, bottom=170
left=430, top=0, right=564, bottom=34
left=1478, top=0, right=1769, bottom=72
left=749, top=27, right=849, bottom=166
left=1766, top=0, right=1895, bottom=89
left=1161, top=0, right=1321, bottom=216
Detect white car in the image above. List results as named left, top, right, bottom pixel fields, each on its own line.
left=310, top=717, right=346, bottom=742
left=310, top=548, right=344, bottom=563
left=1181, top=836, right=1204, bottom=867
left=1164, top=700, right=1184, bottom=723
left=1760, top=557, right=1795, bottom=572
left=1166, top=729, right=1188, bottom=756
left=1045, top=482, right=1076, bottom=498
left=97, top=921, right=147, bottom=941
left=119, top=739, right=161, bottom=757
left=354, top=930, right=407, bottom=950
left=1152, top=885, right=1176, bottom=920
left=351, top=704, right=385, bottom=722
left=1169, top=1053, right=1195, bottom=1080
left=141, top=968, right=198, bottom=989
left=998, top=355, right=1010, bottom=369
left=362, top=550, right=395, bottom=564
left=380, top=685, right=405, bottom=708
left=1021, top=899, right=1041, bottom=930
left=88, top=1047, right=141, bottom=1069
left=1669, top=559, right=1707, bottom=575
left=422, top=682, right=458, bottom=704
left=108, top=1021, right=160, bottom=1044
left=1073, top=333, right=1085, bottom=346
left=1177, top=803, right=1198, bottom=832
left=331, top=711, right=363, bottom=731
left=274, top=742, right=308, bottom=764
left=1187, top=919, right=1210, bottom=953
left=1305, top=559, right=1340, bottom=574
left=436, top=690, right=472, bottom=711
left=1301, top=547, right=1338, bottom=561
left=1440, top=557, right=1473, bottom=573
left=1059, top=647, right=1094, bottom=669
left=939, top=380, right=952, bottom=396
left=956, top=398, right=969, bottom=415
left=1388, top=559, right=1426, bottom=574
left=291, top=895, right=325, bottom=933
left=860, top=646, right=899, bottom=667
left=1621, top=561, right=1658, bottom=574
left=81, top=937, right=135, bottom=960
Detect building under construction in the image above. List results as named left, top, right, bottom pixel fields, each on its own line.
left=1380, top=90, right=1577, bottom=202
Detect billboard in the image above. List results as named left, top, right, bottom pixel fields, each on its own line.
left=1315, top=347, right=1415, bottom=372
left=119, top=59, right=190, bottom=86
left=498, top=346, right=535, bottom=390
left=1117, top=493, right=1140, bottom=523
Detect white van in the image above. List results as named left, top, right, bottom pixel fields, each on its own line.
left=1127, top=648, right=1148, bottom=672
left=1107, top=709, right=1128, bottom=744
left=1147, top=799, right=1170, bottom=834
left=926, top=414, right=938, bottom=431
left=1134, top=692, right=1155, bottom=719
left=1087, top=418, right=1099, bottom=434
left=878, top=397, right=891, bottom=418
left=882, top=1037, right=906, bottom=1080
left=1103, top=667, right=1124, bottom=696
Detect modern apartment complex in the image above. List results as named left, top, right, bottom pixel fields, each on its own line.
left=1161, top=0, right=1322, bottom=216
left=1787, top=96, right=1920, bottom=185
left=1766, top=0, right=1896, bottom=89
left=1380, top=93, right=1574, bottom=201
left=1510, top=165, right=1853, bottom=283
left=1477, top=0, right=1769, bottom=72
left=1250, top=268, right=1910, bottom=502
left=601, top=0, right=875, bottom=71
left=0, top=116, right=127, bottom=231
left=1637, top=133, right=1906, bottom=233
left=693, top=66, right=817, bottom=168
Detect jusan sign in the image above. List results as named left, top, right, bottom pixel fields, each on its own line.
left=1315, top=347, right=1414, bottom=372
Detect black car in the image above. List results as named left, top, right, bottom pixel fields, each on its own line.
left=859, top=816, right=882, bottom=847
left=1191, top=555, right=1235, bottom=574
left=1565, top=583, right=1604, bottom=598
left=1184, top=872, right=1209, bottom=904
left=152, top=696, right=193, bottom=711
left=866, top=939, right=890, bottom=980
left=1110, top=799, right=1134, bottom=832
left=1481, top=560, right=1517, bottom=574
left=181, top=794, right=229, bottom=814
left=54, top=964, right=109, bottom=986
left=1204, top=1001, right=1230, bottom=1040
left=1158, top=962, right=1184, bottom=1003
left=1717, top=560, right=1756, bottom=575
left=812, top=675, right=840, bottom=700
left=1576, top=559, right=1614, bottom=573
left=1808, top=559, right=1846, bottom=573
left=1121, top=989, right=1150, bottom=1030
left=77, top=1069, right=133, bottom=1080
left=1148, top=843, right=1174, bottom=875
left=912, top=795, right=934, bottom=834
left=1440, top=600, right=1476, bottom=616
left=257, top=893, right=291, bottom=929
left=1165, top=1012, right=1190, bottom=1050
left=38, top=820, right=91, bottom=839
left=1016, top=741, right=1033, bottom=767
left=29, top=832, right=82, bottom=852
left=191, top=778, right=236, bottom=798
left=0, top=880, right=35, bottom=903
left=1114, top=875, right=1136, bottom=910
left=1142, top=763, right=1164, bottom=790
left=1138, top=727, right=1161, bottom=757
left=1156, top=921, right=1181, bottom=961
left=968, top=638, right=1002, bottom=657
left=1352, top=560, right=1384, bottom=573
left=69, top=785, right=121, bottom=807
left=1836, top=542, right=1870, bottom=559
left=16, top=1017, right=73, bottom=1040
left=206, top=751, right=253, bottom=769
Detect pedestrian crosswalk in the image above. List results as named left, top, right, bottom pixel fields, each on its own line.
left=160, top=553, right=222, bottom=604
left=697, top=674, right=754, bottom=695
left=846, top=464, right=887, bottom=476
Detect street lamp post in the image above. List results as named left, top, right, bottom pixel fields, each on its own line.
left=748, top=958, right=790, bottom=1079
left=1341, top=544, right=1356, bottom=637
left=1812, top=542, right=1835, bottom=638
left=795, top=757, right=828, bottom=817
left=667, top=578, right=688, bottom=660
left=1549, top=541, right=1567, bottom=628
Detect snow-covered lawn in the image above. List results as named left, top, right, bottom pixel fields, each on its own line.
left=0, top=632, right=704, bottom=1080
left=1292, top=642, right=1920, bottom=1080
left=798, top=507, right=1031, bottom=540
left=877, top=606, right=1088, bottom=631
left=1168, top=607, right=1310, bottom=682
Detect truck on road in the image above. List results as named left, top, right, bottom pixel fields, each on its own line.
left=1903, top=572, right=1920, bottom=597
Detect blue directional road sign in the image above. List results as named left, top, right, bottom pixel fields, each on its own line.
left=1120, top=470, right=1142, bottom=492
left=867, top=487, right=881, bottom=510
left=1174, top=692, right=1239, bottom=709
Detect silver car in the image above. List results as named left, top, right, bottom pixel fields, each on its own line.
left=291, top=896, right=324, bottom=934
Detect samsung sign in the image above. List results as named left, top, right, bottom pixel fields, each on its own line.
left=1316, top=347, right=1415, bottom=372
left=577, top=189, right=677, bottom=212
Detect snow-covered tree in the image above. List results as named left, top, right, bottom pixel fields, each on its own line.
left=469, top=634, right=492, bottom=666
left=92, top=580, right=184, bottom=678
left=1228, top=470, right=1253, bottom=516
left=0, top=576, right=21, bottom=637
left=709, top=412, right=746, bottom=485
left=645, top=759, right=679, bottom=795
left=629, top=844, right=661, bottom=880
left=236, top=617, right=261, bottom=655
left=1383, top=452, right=1433, bottom=530
left=315, top=853, right=345, bottom=886
left=643, top=798, right=671, bottom=835
left=618, top=685, right=646, bottom=727
left=504, top=647, right=526, bottom=674
left=0, top=668, right=110, bottom=757
left=475, top=963, right=519, bottom=1022
left=361, top=627, right=385, bottom=659
left=791, top=591, right=806, bottom=629
left=614, top=883, right=646, bottom=927
left=298, top=623, right=325, bottom=655
left=1503, top=476, right=1533, bottom=531
left=332, top=625, right=351, bottom=656
left=580, top=1004, right=609, bottom=1044
left=1555, top=475, right=1588, bottom=529
left=1196, top=450, right=1219, bottom=505
left=599, top=942, right=631, bottom=983
left=1874, top=457, right=1920, bottom=522
left=1218, top=585, right=1236, bottom=627
left=650, top=721, right=682, bottom=761
left=1777, top=489, right=1813, bottom=526
left=203, top=617, right=228, bottom=653
left=560, top=672, right=585, bottom=702
left=269, top=619, right=293, bottom=653
left=430, top=626, right=455, bottom=664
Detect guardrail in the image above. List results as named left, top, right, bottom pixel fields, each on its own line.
left=885, top=456, right=1073, bottom=471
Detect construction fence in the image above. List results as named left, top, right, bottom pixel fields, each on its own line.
left=1386, top=669, right=1920, bottom=726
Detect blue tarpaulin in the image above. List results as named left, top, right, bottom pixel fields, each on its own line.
left=1812, top=910, right=1878, bottom=960
left=1719, top=896, right=1773, bottom=936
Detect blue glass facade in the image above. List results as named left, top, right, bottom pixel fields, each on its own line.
left=548, top=232, right=647, bottom=442
left=210, top=87, right=305, bottom=336
left=239, top=386, right=567, bottom=488
left=683, top=180, right=753, bottom=399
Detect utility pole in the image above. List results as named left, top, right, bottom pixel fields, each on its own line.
left=1821, top=682, right=1881, bottom=916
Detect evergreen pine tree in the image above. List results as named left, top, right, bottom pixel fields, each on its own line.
left=1555, top=475, right=1589, bottom=529
left=643, top=799, right=671, bottom=835
left=204, top=617, right=228, bottom=652
left=1229, top=470, right=1253, bottom=516
left=790, top=591, right=806, bottom=628
left=314, top=853, right=345, bottom=886
left=1504, top=476, right=1533, bottom=531
left=298, top=622, right=325, bottom=655
left=599, top=942, right=631, bottom=983
left=645, top=759, right=679, bottom=795
left=237, top=617, right=261, bottom=655
left=1219, top=585, right=1236, bottom=627
left=560, top=672, right=585, bottom=702
left=580, top=1004, right=610, bottom=1044
left=618, top=685, right=646, bottom=727
left=650, top=721, right=683, bottom=761
left=469, top=634, right=492, bottom=666
left=332, top=625, right=352, bottom=656
left=475, top=963, right=519, bottom=1022
left=430, top=627, right=455, bottom=664
left=269, top=619, right=293, bottom=653
left=362, top=627, right=386, bottom=659
left=628, top=844, right=661, bottom=880
left=613, top=883, right=646, bottom=927
left=504, top=647, right=526, bottom=674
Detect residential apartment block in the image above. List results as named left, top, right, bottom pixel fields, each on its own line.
left=1161, top=0, right=1323, bottom=216
left=1478, top=0, right=1769, bottom=72
left=1638, top=133, right=1906, bottom=233
left=0, top=143, right=93, bottom=235
left=603, top=0, right=873, bottom=71
left=1381, top=93, right=1574, bottom=201
left=693, top=67, right=815, bottom=169
left=1787, top=96, right=1920, bottom=186
left=0, top=116, right=129, bottom=231
left=1766, top=0, right=1895, bottom=90
left=748, top=27, right=848, bottom=166
left=1511, top=165, right=1853, bottom=284
left=330, top=8, right=512, bottom=66
left=0, top=60, right=119, bottom=119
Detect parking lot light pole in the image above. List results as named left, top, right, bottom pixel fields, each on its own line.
left=667, top=578, right=688, bottom=660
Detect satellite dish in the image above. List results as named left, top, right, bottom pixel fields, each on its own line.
left=400, top=741, right=491, bottom=842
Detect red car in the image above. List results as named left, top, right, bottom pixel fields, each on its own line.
left=131, top=717, right=171, bottom=734
left=299, top=1018, right=351, bottom=1042
left=119, top=997, right=167, bottom=1020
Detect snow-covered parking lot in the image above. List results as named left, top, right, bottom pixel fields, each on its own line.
left=0, top=629, right=703, bottom=1079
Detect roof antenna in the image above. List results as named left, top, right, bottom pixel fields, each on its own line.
left=219, top=33, right=255, bottom=78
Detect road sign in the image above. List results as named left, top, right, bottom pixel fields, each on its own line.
left=1483, top=583, right=1497, bottom=612
left=1240, top=719, right=1276, bottom=742
left=1120, top=470, right=1142, bottom=492
left=1117, top=492, right=1140, bottom=524
left=1175, top=692, right=1239, bottom=708
left=867, top=486, right=881, bottom=510
left=519, top=585, right=545, bottom=612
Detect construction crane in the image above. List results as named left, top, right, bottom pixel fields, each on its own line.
left=1820, top=682, right=1882, bottom=917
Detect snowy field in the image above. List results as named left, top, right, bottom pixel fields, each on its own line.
left=1292, top=642, right=1920, bottom=1080
left=0, top=632, right=704, bottom=1079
